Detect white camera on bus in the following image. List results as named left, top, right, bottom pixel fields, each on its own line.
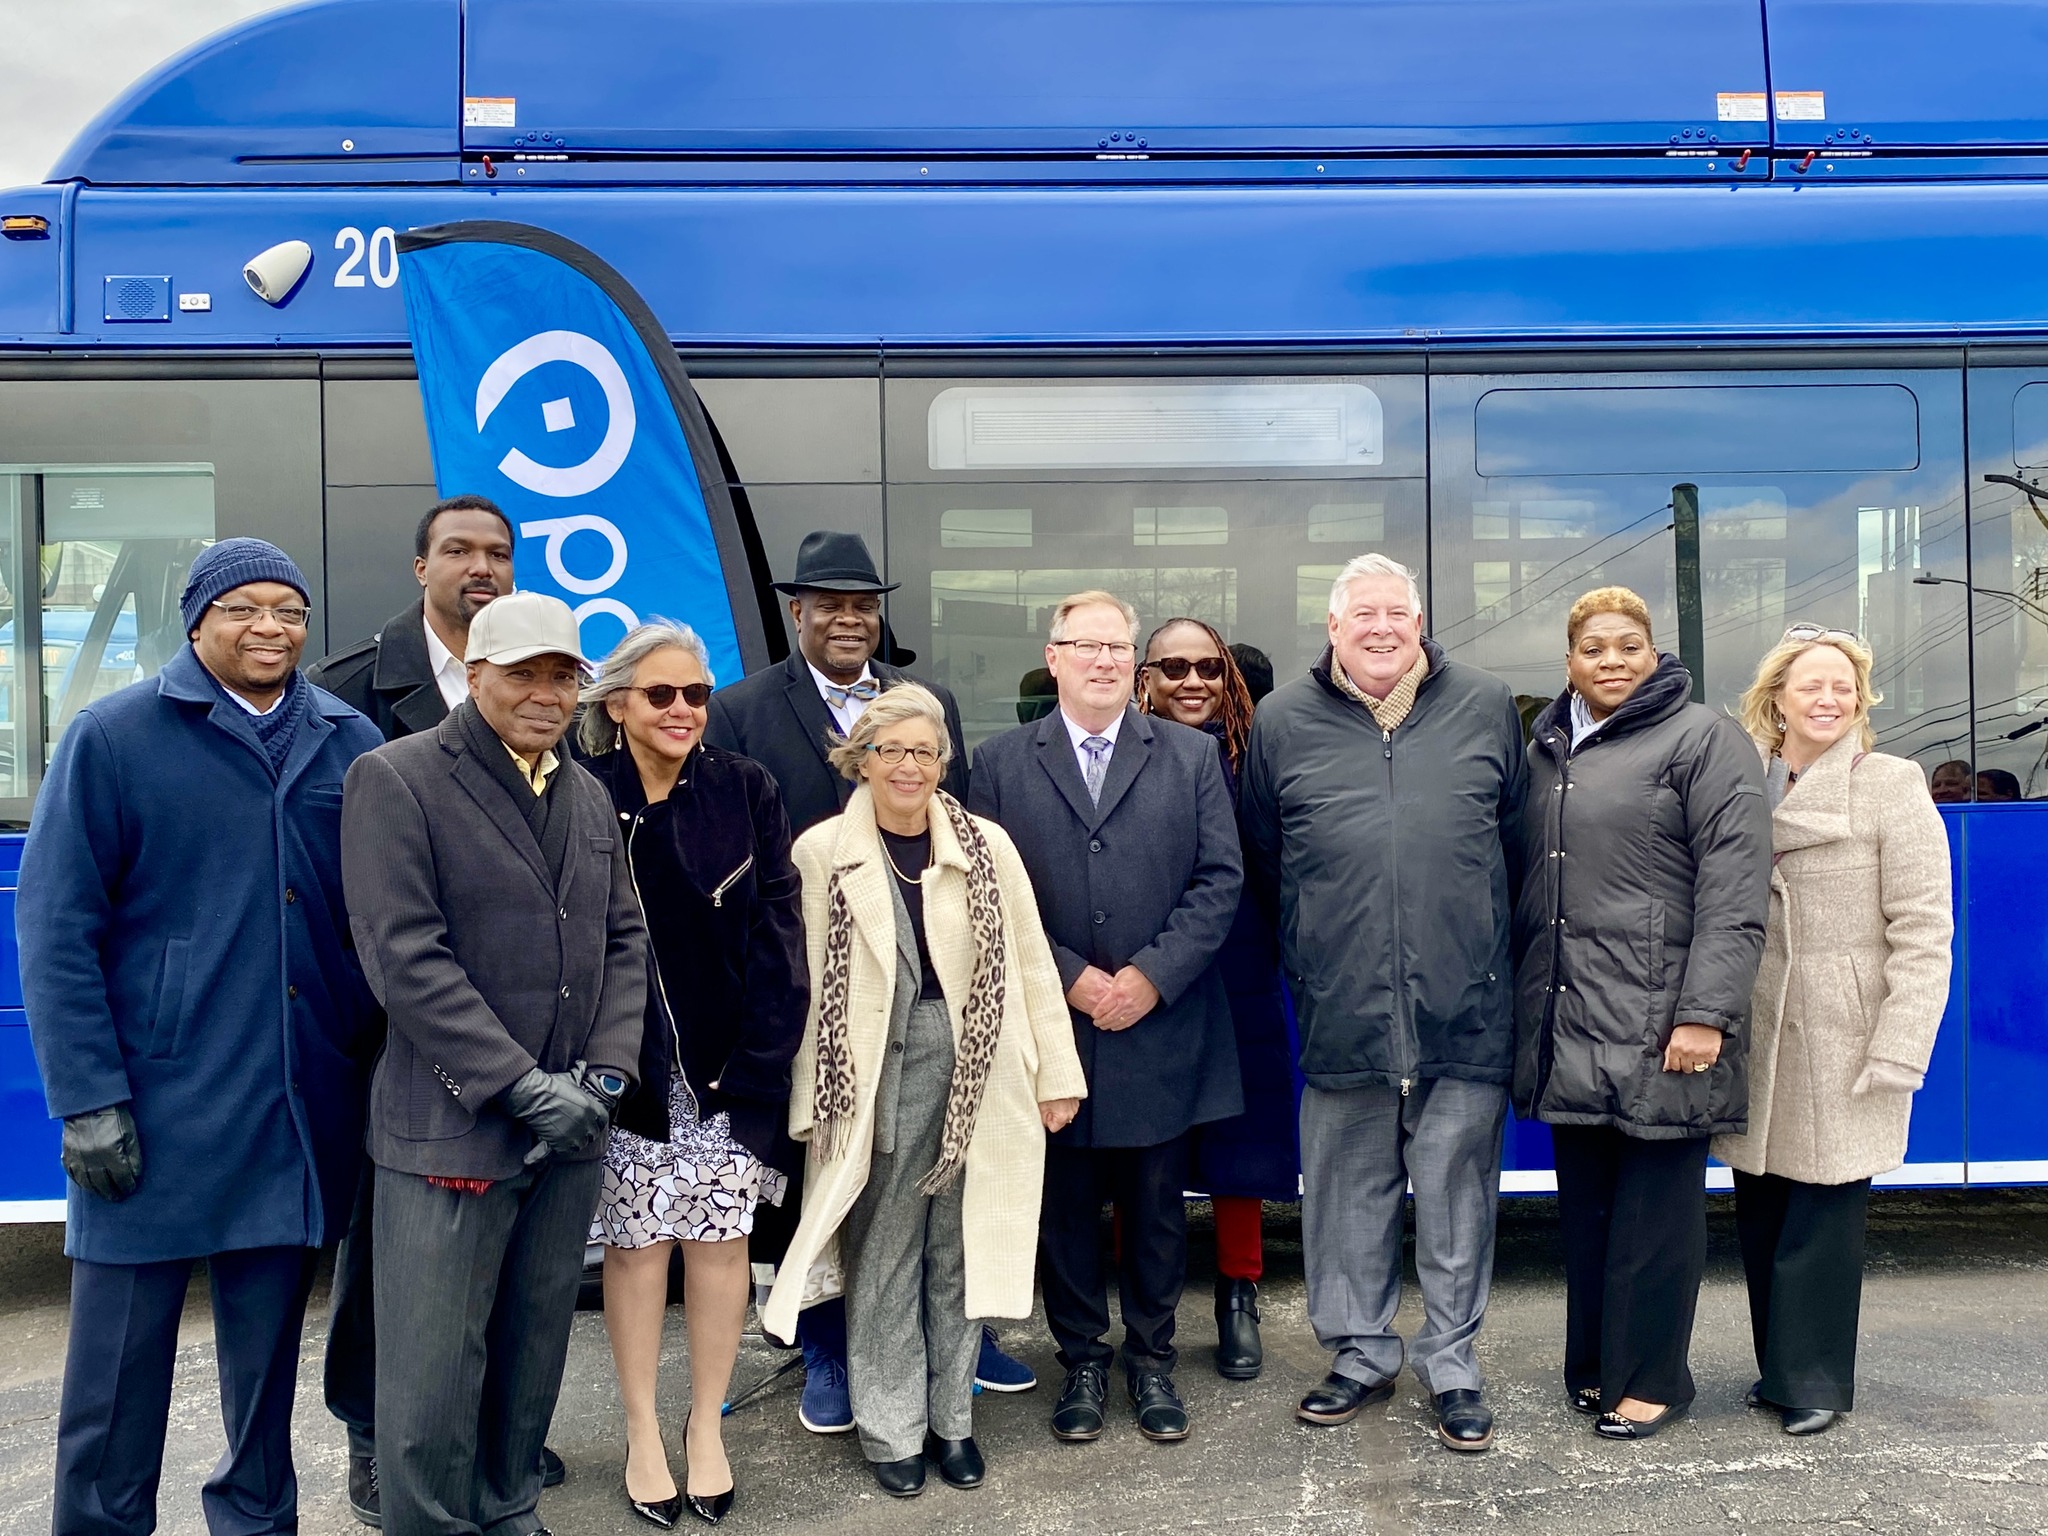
left=242, top=240, right=313, bottom=306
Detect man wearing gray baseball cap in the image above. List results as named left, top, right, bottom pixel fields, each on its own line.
left=341, top=591, right=649, bottom=1536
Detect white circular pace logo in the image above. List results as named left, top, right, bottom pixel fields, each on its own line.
left=474, top=329, right=636, bottom=498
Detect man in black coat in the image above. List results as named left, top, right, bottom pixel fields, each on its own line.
left=1240, top=554, right=1527, bottom=1454
left=340, top=591, right=646, bottom=1536
left=305, top=493, right=533, bottom=1524
left=969, top=589, right=1242, bottom=1446
left=698, top=529, right=1029, bottom=1428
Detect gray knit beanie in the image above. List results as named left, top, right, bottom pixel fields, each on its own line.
left=180, top=538, right=310, bottom=632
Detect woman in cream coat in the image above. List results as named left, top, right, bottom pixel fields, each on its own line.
left=1715, top=625, right=1953, bottom=1437
left=763, top=684, right=1086, bottom=1498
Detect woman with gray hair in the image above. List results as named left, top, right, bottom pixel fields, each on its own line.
left=580, top=620, right=808, bottom=1527
left=763, top=684, right=1086, bottom=1498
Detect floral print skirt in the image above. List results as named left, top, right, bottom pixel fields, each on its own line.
left=591, top=1078, right=788, bottom=1248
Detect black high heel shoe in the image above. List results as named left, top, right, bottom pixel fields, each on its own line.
left=625, top=1477, right=683, bottom=1530
left=681, top=1414, right=736, bottom=1526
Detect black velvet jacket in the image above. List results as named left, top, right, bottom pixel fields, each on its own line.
left=588, top=743, right=809, bottom=1164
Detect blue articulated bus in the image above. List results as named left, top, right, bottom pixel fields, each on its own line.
left=3, top=0, right=2046, bottom=1217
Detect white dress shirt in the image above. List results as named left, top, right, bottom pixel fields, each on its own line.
left=1059, top=706, right=1124, bottom=783
left=424, top=613, right=469, bottom=710
left=809, top=659, right=879, bottom=736
left=221, top=684, right=283, bottom=716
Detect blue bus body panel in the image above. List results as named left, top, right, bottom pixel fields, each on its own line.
left=1766, top=0, right=2048, bottom=150
left=0, top=836, right=59, bottom=1207
left=15, top=180, right=2048, bottom=348
left=1958, top=807, right=2048, bottom=1180
left=464, top=0, right=1768, bottom=155
left=47, top=0, right=458, bottom=186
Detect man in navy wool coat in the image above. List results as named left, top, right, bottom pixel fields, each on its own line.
left=18, top=538, right=384, bottom=1536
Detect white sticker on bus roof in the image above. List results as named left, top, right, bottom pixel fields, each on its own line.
left=464, top=97, right=517, bottom=128
left=1775, top=91, right=1826, bottom=121
left=1716, top=92, right=1767, bottom=122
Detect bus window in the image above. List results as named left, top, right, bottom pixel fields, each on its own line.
left=1430, top=368, right=1969, bottom=769
left=1966, top=366, right=2048, bottom=798
left=885, top=372, right=1426, bottom=748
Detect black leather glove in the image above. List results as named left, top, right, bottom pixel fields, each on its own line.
left=62, top=1104, right=141, bottom=1202
left=502, top=1061, right=609, bottom=1165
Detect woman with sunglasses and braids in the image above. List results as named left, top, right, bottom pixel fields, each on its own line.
left=579, top=620, right=809, bottom=1526
left=763, top=683, right=1085, bottom=1498
left=1714, top=625, right=1951, bottom=1436
left=1138, top=619, right=1299, bottom=1382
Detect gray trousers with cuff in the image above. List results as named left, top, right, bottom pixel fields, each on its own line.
left=842, top=992, right=977, bottom=1463
left=1300, top=1076, right=1508, bottom=1394
left=372, top=1155, right=604, bottom=1536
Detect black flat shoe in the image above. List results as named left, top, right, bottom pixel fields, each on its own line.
left=1214, top=1276, right=1263, bottom=1381
left=1296, top=1371, right=1396, bottom=1426
left=1569, top=1386, right=1601, bottom=1416
left=1051, top=1362, right=1108, bottom=1441
left=347, top=1453, right=381, bottom=1528
left=1128, top=1370, right=1190, bottom=1442
left=925, top=1434, right=985, bottom=1488
left=871, top=1456, right=926, bottom=1497
left=1781, top=1407, right=1838, bottom=1436
left=1595, top=1402, right=1688, bottom=1440
left=541, top=1446, right=566, bottom=1488
left=626, top=1487, right=682, bottom=1530
left=1434, top=1388, right=1494, bottom=1452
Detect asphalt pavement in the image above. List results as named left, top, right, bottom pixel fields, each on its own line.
left=2, top=1190, right=2044, bottom=1535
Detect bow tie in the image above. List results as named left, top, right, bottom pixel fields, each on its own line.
left=825, top=678, right=881, bottom=710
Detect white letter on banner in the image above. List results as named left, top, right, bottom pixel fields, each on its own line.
left=520, top=514, right=628, bottom=594
left=476, top=330, right=637, bottom=498
left=574, top=597, right=640, bottom=631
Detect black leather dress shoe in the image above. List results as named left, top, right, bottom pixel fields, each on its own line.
left=1128, top=1370, right=1190, bottom=1442
left=626, top=1486, right=682, bottom=1529
left=1214, top=1276, right=1263, bottom=1381
left=1434, top=1389, right=1494, bottom=1452
left=1781, top=1406, right=1838, bottom=1436
left=1569, top=1386, right=1601, bottom=1416
left=1745, top=1380, right=1772, bottom=1410
left=871, top=1456, right=926, bottom=1497
left=1051, top=1363, right=1108, bottom=1442
left=926, top=1434, right=985, bottom=1488
left=1296, top=1372, right=1396, bottom=1426
left=541, top=1447, right=567, bottom=1488
left=347, top=1453, right=381, bottom=1528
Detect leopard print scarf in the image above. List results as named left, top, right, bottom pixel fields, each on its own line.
left=810, top=789, right=1009, bottom=1195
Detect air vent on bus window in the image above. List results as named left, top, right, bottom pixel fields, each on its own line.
left=102, top=275, right=171, bottom=323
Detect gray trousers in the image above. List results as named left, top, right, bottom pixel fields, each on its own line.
left=372, top=1157, right=604, bottom=1536
left=1300, top=1077, right=1508, bottom=1394
left=841, top=996, right=977, bottom=1463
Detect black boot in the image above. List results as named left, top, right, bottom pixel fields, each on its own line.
left=1214, top=1276, right=1263, bottom=1381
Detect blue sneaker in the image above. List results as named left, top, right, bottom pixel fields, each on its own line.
left=973, top=1326, right=1037, bottom=1393
left=799, top=1352, right=853, bottom=1434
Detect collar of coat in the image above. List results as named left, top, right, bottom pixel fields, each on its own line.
left=1768, top=729, right=1864, bottom=855
left=1529, top=652, right=1694, bottom=762
left=370, top=597, right=437, bottom=694
left=159, top=644, right=358, bottom=725
left=1310, top=635, right=1448, bottom=716
left=826, top=781, right=974, bottom=967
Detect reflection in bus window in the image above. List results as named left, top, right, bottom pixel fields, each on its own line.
left=1432, top=373, right=1967, bottom=767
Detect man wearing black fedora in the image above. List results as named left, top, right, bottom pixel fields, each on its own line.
left=703, top=529, right=1038, bottom=1432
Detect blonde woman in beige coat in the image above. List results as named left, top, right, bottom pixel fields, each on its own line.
left=762, top=684, right=1086, bottom=1499
left=1715, top=625, right=1953, bottom=1438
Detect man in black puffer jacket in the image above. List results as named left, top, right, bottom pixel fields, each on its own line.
left=1241, top=554, right=1526, bottom=1453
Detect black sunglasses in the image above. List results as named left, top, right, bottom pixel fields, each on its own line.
left=1145, top=656, right=1227, bottom=682
left=631, top=682, right=712, bottom=710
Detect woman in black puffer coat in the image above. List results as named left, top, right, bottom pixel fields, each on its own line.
left=1513, top=587, right=1770, bottom=1441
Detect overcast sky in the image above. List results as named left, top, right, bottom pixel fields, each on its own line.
left=0, top=1, right=289, bottom=190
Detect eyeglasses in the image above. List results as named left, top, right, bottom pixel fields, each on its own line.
left=1144, top=656, right=1226, bottom=682
left=1051, top=639, right=1138, bottom=665
left=630, top=682, right=712, bottom=710
left=1782, top=622, right=1864, bottom=645
left=210, top=600, right=312, bottom=628
left=865, top=742, right=944, bottom=767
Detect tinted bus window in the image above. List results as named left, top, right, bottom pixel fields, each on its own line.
left=883, top=373, right=1425, bottom=748
left=1967, top=366, right=2048, bottom=798
left=1431, top=368, right=1969, bottom=770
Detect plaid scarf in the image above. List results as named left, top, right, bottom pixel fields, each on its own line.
left=812, top=789, right=1010, bottom=1195
left=1332, top=649, right=1431, bottom=732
